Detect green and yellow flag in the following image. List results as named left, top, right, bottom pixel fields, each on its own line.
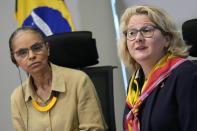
left=15, top=0, right=75, bottom=36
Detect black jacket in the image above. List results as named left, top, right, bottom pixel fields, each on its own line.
left=123, top=61, right=197, bottom=131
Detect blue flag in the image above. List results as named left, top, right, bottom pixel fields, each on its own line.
left=15, top=0, right=75, bottom=36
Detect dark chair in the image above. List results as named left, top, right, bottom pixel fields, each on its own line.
left=182, top=19, right=197, bottom=57
left=45, top=31, right=99, bottom=68
left=45, top=31, right=116, bottom=131
left=82, top=66, right=117, bottom=131
left=182, top=19, right=197, bottom=64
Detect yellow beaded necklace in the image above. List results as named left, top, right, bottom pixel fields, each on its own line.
left=32, top=91, right=59, bottom=112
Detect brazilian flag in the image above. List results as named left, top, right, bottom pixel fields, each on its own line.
left=15, top=0, right=75, bottom=36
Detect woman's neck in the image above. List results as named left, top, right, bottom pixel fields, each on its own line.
left=140, top=53, right=166, bottom=80
left=141, top=63, right=154, bottom=80
left=31, top=65, right=52, bottom=101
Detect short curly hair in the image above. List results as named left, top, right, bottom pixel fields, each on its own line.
left=118, top=5, right=190, bottom=71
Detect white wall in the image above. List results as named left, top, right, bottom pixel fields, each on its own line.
left=0, top=0, right=18, bottom=130
left=117, top=0, right=197, bottom=28
left=0, top=0, right=125, bottom=130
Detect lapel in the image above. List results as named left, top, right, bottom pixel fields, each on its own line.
left=141, top=86, right=160, bottom=131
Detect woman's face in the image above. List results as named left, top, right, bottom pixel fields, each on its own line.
left=12, top=31, right=50, bottom=74
left=126, top=14, right=170, bottom=66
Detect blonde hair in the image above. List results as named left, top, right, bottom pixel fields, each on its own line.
left=118, top=5, right=190, bottom=71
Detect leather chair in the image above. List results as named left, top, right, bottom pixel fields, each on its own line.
left=45, top=31, right=116, bottom=131
left=182, top=19, right=197, bottom=58
left=45, top=31, right=99, bottom=68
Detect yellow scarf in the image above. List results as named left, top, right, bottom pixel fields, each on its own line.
left=125, top=54, right=187, bottom=131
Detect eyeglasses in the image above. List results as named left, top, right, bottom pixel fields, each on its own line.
left=123, top=25, right=164, bottom=41
left=13, top=42, right=45, bottom=59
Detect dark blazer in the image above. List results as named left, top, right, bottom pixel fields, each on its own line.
left=123, top=60, right=197, bottom=131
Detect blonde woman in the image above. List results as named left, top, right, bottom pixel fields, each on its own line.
left=118, top=5, right=197, bottom=131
